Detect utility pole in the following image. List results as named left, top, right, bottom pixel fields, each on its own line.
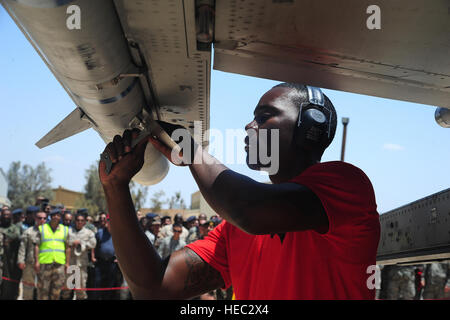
left=341, top=117, right=349, bottom=161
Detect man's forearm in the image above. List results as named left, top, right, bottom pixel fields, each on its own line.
left=65, top=247, right=71, bottom=265
left=17, top=240, right=25, bottom=264
left=189, top=146, right=261, bottom=229
left=188, top=146, right=234, bottom=218
left=34, top=245, right=39, bottom=263
left=103, top=182, right=166, bottom=298
left=86, top=235, right=96, bottom=250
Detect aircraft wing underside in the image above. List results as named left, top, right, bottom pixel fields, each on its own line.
left=213, top=0, right=450, bottom=109
left=114, top=0, right=211, bottom=144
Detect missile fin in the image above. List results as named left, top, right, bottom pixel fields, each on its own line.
left=35, top=108, right=92, bottom=149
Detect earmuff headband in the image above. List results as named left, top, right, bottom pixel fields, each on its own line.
left=297, top=86, right=332, bottom=139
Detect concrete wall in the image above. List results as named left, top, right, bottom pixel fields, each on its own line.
left=52, top=186, right=83, bottom=210
left=0, top=168, right=11, bottom=206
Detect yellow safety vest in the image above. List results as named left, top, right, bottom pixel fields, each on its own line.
left=38, top=223, right=68, bottom=265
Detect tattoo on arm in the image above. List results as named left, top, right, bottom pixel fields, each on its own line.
left=182, top=248, right=224, bottom=294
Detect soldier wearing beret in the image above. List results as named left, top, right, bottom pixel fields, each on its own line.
left=18, top=210, right=47, bottom=300
left=0, top=207, right=22, bottom=299
left=61, top=212, right=96, bottom=300
left=144, top=214, right=163, bottom=249
left=12, top=209, right=25, bottom=234
left=23, top=206, right=39, bottom=231
left=34, top=209, right=71, bottom=300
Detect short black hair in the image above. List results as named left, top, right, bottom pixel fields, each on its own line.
left=273, top=82, right=337, bottom=151
left=74, top=212, right=86, bottom=220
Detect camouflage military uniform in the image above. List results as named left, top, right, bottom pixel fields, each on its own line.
left=186, top=226, right=200, bottom=244
left=14, top=222, right=24, bottom=235
left=423, top=262, right=449, bottom=300
left=0, top=223, right=22, bottom=299
left=35, top=225, right=70, bottom=300
left=38, top=263, right=66, bottom=300
left=145, top=230, right=164, bottom=249
left=84, top=222, right=97, bottom=234
left=84, top=222, right=97, bottom=300
left=61, top=226, right=96, bottom=300
left=386, top=265, right=416, bottom=300
left=17, top=226, right=40, bottom=300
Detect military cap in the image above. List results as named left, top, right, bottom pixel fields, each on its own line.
left=12, top=208, right=23, bottom=215
left=77, top=208, right=88, bottom=214
left=146, top=213, right=158, bottom=219
left=26, top=206, right=40, bottom=214
left=49, top=208, right=62, bottom=216
left=186, top=215, right=197, bottom=223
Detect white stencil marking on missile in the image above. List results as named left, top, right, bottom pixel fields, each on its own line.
left=66, top=5, right=81, bottom=30
left=366, top=5, right=381, bottom=30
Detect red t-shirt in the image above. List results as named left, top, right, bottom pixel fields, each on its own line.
left=186, top=161, right=380, bottom=300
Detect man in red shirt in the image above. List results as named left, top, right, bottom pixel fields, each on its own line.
left=99, top=83, right=380, bottom=299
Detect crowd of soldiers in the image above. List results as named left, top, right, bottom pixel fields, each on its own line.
left=0, top=197, right=230, bottom=300
left=1, top=197, right=449, bottom=300
left=378, top=263, right=450, bottom=300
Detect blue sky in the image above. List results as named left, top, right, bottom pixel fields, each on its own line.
left=1, top=6, right=449, bottom=214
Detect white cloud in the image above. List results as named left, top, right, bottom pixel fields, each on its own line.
left=383, top=143, right=405, bottom=151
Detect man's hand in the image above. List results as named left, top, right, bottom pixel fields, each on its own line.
left=148, top=120, right=197, bottom=166
left=72, top=240, right=81, bottom=247
left=99, top=123, right=197, bottom=186
left=18, top=262, right=25, bottom=270
left=34, top=261, right=40, bottom=273
left=99, top=129, right=148, bottom=187
left=91, top=249, right=96, bottom=264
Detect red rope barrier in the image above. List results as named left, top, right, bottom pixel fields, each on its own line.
left=3, top=276, right=448, bottom=296
left=67, top=286, right=129, bottom=291
left=1, top=276, right=129, bottom=291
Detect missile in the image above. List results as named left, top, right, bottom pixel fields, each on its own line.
left=2, top=0, right=169, bottom=185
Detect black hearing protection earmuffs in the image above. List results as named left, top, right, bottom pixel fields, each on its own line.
left=295, top=86, right=333, bottom=150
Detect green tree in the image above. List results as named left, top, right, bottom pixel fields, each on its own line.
left=76, top=162, right=106, bottom=215
left=130, top=180, right=149, bottom=211
left=168, top=191, right=186, bottom=210
left=76, top=162, right=150, bottom=215
left=7, top=161, right=53, bottom=209
left=150, top=190, right=166, bottom=213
